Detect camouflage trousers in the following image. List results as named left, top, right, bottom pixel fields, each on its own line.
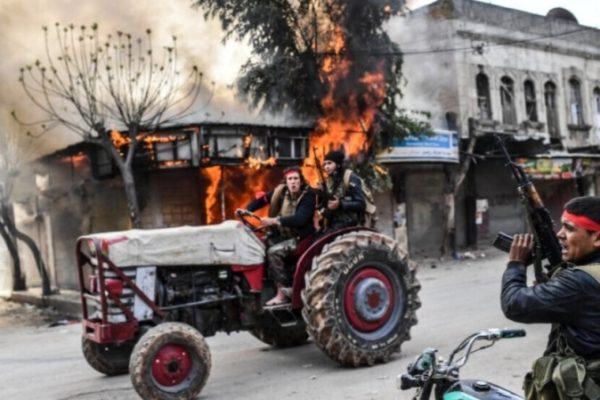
left=266, top=237, right=297, bottom=287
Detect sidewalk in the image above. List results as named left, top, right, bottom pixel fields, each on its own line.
left=6, top=288, right=82, bottom=318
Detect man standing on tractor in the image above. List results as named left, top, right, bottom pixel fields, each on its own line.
left=319, top=150, right=367, bottom=230
left=242, top=166, right=316, bottom=306
left=501, top=196, right=600, bottom=399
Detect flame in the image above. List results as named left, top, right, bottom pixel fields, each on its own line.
left=160, top=160, right=189, bottom=168
left=246, top=156, right=277, bottom=170
left=199, top=165, right=279, bottom=224
left=111, top=129, right=130, bottom=147
left=302, top=30, right=387, bottom=185
left=200, top=166, right=222, bottom=224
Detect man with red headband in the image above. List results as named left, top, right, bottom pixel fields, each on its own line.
left=501, top=196, right=600, bottom=399
left=242, top=166, right=316, bottom=305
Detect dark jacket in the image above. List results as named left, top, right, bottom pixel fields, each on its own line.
left=321, top=169, right=366, bottom=229
left=501, top=251, right=600, bottom=359
left=246, top=187, right=316, bottom=240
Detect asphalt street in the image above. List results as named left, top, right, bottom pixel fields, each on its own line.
left=0, top=248, right=549, bottom=399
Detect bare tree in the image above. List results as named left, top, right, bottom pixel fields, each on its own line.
left=16, top=23, right=205, bottom=227
left=0, top=121, right=51, bottom=294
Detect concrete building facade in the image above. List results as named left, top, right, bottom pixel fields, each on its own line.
left=385, top=0, right=600, bottom=253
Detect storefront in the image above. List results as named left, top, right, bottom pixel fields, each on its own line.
left=377, top=130, right=459, bottom=256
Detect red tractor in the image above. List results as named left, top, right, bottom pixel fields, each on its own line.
left=76, top=213, right=421, bottom=399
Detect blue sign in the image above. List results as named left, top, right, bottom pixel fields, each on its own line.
left=377, top=129, right=459, bottom=163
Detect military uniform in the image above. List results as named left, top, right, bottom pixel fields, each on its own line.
left=501, top=251, right=600, bottom=399
left=321, top=169, right=366, bottom=230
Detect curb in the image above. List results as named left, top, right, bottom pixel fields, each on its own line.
left=8, top=289, right=82, bottom=318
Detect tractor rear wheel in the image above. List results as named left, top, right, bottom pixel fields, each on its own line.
left=129, top=322, right=211, bottom=400
left=81, top=337, right=133, bottom=376
left=302, top=231, right=420, bottom=367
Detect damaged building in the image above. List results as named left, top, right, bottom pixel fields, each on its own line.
left=385, top=0, right=600, bottom=255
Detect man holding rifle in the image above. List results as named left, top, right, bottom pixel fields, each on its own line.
left=317, top=150, right=366, bottom=230
left=501, top=196, right=600, bottom=399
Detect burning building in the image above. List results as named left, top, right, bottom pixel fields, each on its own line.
left=12, top=122, right=310, bottom=291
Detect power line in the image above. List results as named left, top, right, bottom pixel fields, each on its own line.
left=399, top=26, right=591, bottom=56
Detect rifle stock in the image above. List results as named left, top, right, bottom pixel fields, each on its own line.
left=493, top=136, right=562, bottom=282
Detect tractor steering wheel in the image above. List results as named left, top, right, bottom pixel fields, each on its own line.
left=235, top=209, right=269, bottom=232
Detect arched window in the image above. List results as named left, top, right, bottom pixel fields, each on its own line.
left=544, top=81, right=559, bottom=138
left=476, top=73, right=492, bottom=119
left=500, top=76, right=516, bottom=125
left=569, top=77, right=584, bottom=125
left=593, top=87, right=600, bottom=123
left=524, top=80, right=538, bottom=122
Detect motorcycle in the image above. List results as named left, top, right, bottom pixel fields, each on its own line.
left=398, top=328, right=526, bottom=400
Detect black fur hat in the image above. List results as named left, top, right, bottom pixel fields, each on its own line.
left=324, top=150, right=345, bottom=166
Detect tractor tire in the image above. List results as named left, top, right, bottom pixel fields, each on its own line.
left=81, top=337, right=134, bottom=376
left=251, top=313, right=309, bottom=348
left=129, top=322, right=211, bottom=400
left=302, top=231, right=421, bottom=367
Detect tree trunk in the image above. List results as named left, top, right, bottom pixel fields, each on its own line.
left=1, top=202, right=51, bottom=295
left=0, top=220, right=26, bottom=291
left=120, top=165, right=142, bottom=229
left=14, top=228, right=52, bottom=295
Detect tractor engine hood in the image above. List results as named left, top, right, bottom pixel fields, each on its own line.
left=79, top=220, right=265, bottom=267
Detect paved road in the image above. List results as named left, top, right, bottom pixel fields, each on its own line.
left=0, top=249, right=548, bottom=399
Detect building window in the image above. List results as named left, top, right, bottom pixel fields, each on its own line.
left=155, top=138, right=191, bottom=162
left=476, top=73, right=492, bottom=119
left=445, top=112, right=458, bottom=130
left=544, top=81, right=559, bottom=139
left=500, top=76, right=516, bottom=125
left=274, top=136, right=308, bottom=159
left=593, top=87, right=600, bottom=125
left=569, top=77, right=584, bottom=126
left=524, top=80, right=538, bottom=122
left=91, top=146, right=115, bottom=179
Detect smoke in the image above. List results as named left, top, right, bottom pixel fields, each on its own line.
left=0, top=0, right=295, bottom=159
left=385, top=3, right=455, bottom=129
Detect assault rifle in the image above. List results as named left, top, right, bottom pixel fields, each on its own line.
left=313, top=146, right=330, bottom=203
left=313, top=147, right=332, bottom=228
left=493, top=136, right=562, bottom=283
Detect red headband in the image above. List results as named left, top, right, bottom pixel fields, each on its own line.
left=284, top=169, right=300, bottom=177
left=562, top=210, right=600, bottom=232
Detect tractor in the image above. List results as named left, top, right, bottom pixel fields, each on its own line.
left=76, top=212, right=421, bottom=399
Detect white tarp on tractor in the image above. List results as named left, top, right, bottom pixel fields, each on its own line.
left=79, top=220, right=265, bottom=267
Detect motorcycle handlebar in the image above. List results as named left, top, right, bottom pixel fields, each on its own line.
left=450, top=328, right=527, bottom=368
left=499, top=328, right=526, bottom=339
left=399, top=328, right=527, bottom=393
left=483, top=328, right=526, bottom=340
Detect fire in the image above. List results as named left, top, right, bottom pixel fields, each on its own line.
left=302, top=30, right=387, bottom=185
left=246, top=156, right=277, bottom=170
left=201, top=166, right=222, bottom=224
left=199, top=165, right=279, bottom=224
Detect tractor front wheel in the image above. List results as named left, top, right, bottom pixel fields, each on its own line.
left=302, top=231, right=421, bottom=367
left=129, top=322, right=211, bottom=400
